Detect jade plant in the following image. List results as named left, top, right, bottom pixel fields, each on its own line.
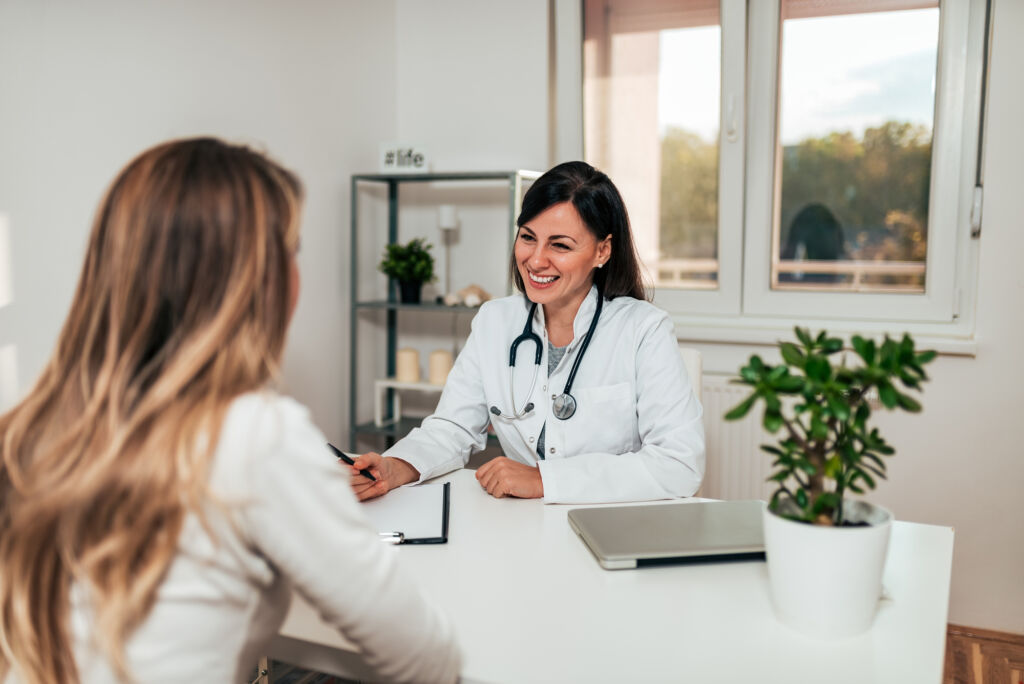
left=725, top=328, right=936, bottom=526
left=378, top=237, right=435, bottom=284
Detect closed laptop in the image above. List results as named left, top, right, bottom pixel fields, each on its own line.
left=568, top=499, right=766, bottom=570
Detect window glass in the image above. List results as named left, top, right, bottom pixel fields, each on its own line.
left=657, top=25, right=720, bottom=289
left=583, top=0, right=721, bottom=290
left=774, top=1, right=940, bottom=292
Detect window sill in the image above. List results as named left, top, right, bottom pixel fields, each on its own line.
left=671, top=313, right=977, bottom=359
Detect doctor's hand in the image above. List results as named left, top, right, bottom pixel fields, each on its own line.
left=475, top=457, right=544, bottom=499
left=348, top=453, right=420, bottom=501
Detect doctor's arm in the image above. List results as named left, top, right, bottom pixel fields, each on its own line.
left=356, top=310, right=492, bottom=494
left=537, top=315, right=705, bottom=503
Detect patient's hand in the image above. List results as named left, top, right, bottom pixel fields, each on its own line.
left=475, top=457, right=544, bottom=499
left=348, top=453, right=419, bottom=501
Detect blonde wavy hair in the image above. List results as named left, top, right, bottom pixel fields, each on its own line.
left=0, top=138, right=303, bottom=683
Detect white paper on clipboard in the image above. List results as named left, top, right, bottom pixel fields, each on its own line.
left=359, top=482, right=449, bottom=543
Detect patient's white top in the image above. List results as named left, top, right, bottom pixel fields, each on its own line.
left=64, top=392, right=461, bottom=684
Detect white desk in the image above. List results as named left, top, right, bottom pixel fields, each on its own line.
left=271, top=470, right=953, bottom=683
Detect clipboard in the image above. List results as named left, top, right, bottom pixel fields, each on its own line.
left=360, top=481, right=450, bottom=545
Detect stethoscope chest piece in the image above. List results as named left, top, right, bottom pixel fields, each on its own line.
left=551, top=393, right=577, bottom=420
left=496, top=288, right=603, bottom=422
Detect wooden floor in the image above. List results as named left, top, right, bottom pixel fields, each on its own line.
left=945, top=624, right=1024, bottom=684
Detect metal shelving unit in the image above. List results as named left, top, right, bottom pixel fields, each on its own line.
left=348, top=170, right=540, bottom=451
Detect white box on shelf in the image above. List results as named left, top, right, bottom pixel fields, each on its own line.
left=374, top=378, right=443, bottom=427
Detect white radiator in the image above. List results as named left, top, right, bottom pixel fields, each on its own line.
left=698, top=377, right=775, bottom=502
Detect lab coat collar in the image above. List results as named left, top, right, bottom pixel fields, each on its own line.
left=528, top=285, right=601, bottom=351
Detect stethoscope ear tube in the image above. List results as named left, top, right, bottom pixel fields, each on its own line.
left=501, top=288, right=604, bottom=422
left=551, top=288, right=603, bottom=420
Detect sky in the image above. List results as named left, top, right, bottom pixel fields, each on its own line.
left=658, top=8, right=940, bottom=145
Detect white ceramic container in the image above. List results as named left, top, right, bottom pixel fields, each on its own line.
left=763, top=500, right=893, bottom=639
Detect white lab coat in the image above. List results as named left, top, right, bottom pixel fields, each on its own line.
left=384, top=286, right=705, bottom=504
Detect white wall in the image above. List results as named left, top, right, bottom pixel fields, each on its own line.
left=879, top=0, right=1024, bottom=632
left=0, top=0, right=398, bottom=443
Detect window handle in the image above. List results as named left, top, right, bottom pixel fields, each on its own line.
left=725, top=94, right=740, bottom=143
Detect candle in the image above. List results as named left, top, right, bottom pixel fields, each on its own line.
left=396, top=348, right=421, bottom=383
left=428, top=349, right=454, bottom=385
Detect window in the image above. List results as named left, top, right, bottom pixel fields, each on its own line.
left=582, top=0, right=987, bottom=332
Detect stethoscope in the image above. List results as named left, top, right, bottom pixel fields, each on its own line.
left=489, top=287, right=604, bottom=421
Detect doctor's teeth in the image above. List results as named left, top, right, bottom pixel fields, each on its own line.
left=530, top=273, right=557, bottom=283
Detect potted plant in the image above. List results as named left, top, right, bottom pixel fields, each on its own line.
left=725, top=327, right=936, bottom=638
left=378, top=237, right=435, bottom=304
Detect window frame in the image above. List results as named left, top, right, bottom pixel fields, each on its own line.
left=743, top=0, right=980, bottom=324
left=569, top=0, right=987, bottom=352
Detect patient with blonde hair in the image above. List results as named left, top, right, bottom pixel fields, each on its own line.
left=0, top=138, right=461, bottom=683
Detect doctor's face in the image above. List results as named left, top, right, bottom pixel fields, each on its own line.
left=515, top=202, right=610, bottom=316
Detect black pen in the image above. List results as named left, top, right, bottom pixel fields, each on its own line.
left=327, top=442, right=377, bottom=481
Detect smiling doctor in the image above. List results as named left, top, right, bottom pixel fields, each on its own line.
left=348, top=161, right=705, bottom=504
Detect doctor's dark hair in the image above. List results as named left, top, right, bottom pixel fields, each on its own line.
left=511, top=161, right=648, bottom=301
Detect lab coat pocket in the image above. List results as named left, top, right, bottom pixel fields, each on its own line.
left=573, top=382, right=636, bottom=454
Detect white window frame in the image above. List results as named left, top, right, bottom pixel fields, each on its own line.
left=649, top=0, right=747, bottom=318
left=564, top=0, right=988, bottom=352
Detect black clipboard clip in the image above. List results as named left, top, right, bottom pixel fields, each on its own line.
left=377, top=481, right=451, bottom=545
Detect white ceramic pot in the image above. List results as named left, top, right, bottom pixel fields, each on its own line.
left=762, top=500, right=893, bottom=639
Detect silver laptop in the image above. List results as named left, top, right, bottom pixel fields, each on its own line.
left=567, top=500, right=766, bottom=570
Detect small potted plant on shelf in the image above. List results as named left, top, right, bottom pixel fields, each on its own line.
left=378, top=237, right=435, bottom=304
left=725, top=327, right=936, bottom=638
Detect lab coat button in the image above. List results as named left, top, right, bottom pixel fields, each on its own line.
left=551, top=394, right=556, bottom=400
left=529, top=436, right=535, bottom=443
left=549, top=447, right=555, bottom=454
left=542, top=385, right=547, bottom=391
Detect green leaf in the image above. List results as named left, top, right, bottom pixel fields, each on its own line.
left=852, top=335, right=876, bottom=364
left=880, top=338, right=899, bottom=371
left=824, top=455, right=842, bottom=479
left=775, top=375, right=805, bottom=393
left=822, top=336, right=844, bottom=354
left=810, top=414, right=828, bottom=441
left=862, top=452, right=887, bottom=471
left=739, top=364, right=759, bottom=383
left=854, top=469, right=877, bottom=490
left=811, top=492, right=840, bottom=516
left=795, top=487, right=808, bottom=508
left=916, top=349, right=937, bottom=364
left=795, top=327, right=812, bottom=347
left=805, top=356, right=831, bottom=382
left=780, top=342, right=805, bottom=367
left=854, top=402, right=870, bottom=427
left=879, top=382, right=898, bottom=409
left=763, top=410, right=784, bottom=433
left=896, top=391, right=922, bottom=412
left=797, top=459, right=817, bottom=476
left=724, top=394, right=757, bottom=421
left=826, top=393, right=851, bottom=421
